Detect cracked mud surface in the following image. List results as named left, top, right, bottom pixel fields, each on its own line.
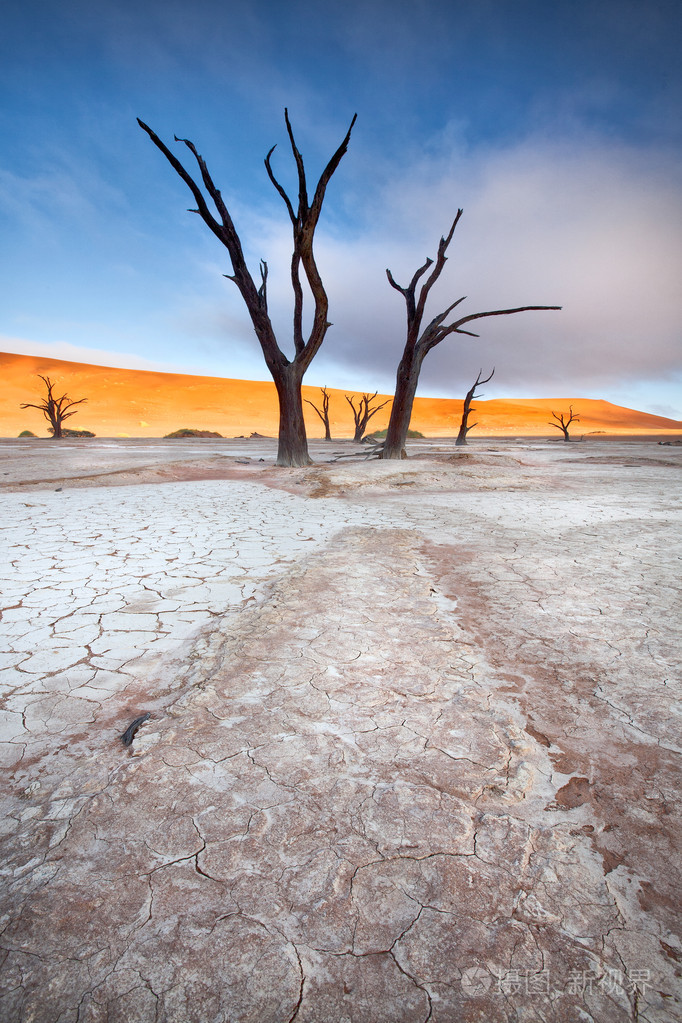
left=1, top=438, right=680, bottom=1021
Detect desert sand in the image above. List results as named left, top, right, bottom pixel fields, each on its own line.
left=3, top=351, right=681, bottom=439
left=0, top=435, right=680, bottom=1022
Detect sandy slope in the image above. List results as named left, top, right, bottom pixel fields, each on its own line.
left=3, top=351, right=681, bottom=438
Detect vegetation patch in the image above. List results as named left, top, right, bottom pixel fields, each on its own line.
left=371, top=428, right=424, bottom=439
left=164, top=428, right=223, bottom=438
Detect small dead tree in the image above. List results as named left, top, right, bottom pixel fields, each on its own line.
left=138, top=110, right=356, bottom=466
left=20, top=376, right=87, bottom=439
left=346, top=391, right=391, bottom=442
left=382, top=210, right=561, bottom=459
left=455, top=367, right=494, bottom=446
left=549, top=407, right=580, bottom=441
left=305, top=386, right=332, bottom=440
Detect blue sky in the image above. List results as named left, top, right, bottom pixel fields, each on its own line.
left=1, top=0, right=681, bottom=417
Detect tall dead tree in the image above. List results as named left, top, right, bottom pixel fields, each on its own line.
left=138, top=111, right=356, bottom=466
left=346, top=391, right=391, bottom=442
left=382, top=210, right=561, bottom=459
left=20, top=375, right=87, bottom=439
left=549, top=407, right=580, bottom=441
left=455, top=367, right=494, bottom=446
left=305, top=386, right=332, bottom=440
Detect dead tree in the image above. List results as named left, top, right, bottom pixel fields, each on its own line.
left=138, top=110, right=356, bottom=466
left=346, top=391, right=391, bottom=442
left=549, top=407, right=580, bottom=441
left=20, top=376, right=87, bottom=439
left=455, top=367, right=494, bottom=446
left=382, top=210, right=561, bottom=459
left=305, top=386, right=332, bottom=440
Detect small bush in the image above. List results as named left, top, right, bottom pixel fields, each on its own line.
left=18, top=430, right=36, bottom=437
left=164, top=428, right=223, bottom=438
left=370, top=428, right=424, bottom=439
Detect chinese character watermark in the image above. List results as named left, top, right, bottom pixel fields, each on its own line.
left=460, top=964, right=652, bottom=1000
left=460, top=966, right=492, bottom=997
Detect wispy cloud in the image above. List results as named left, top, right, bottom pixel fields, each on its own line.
left=0, top=335, right=173, bottom=373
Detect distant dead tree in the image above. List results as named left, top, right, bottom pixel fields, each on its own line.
left=305, top=386, right=332, bottom=440
left=382, top=209, right=561, bottom=459
left=455, top=367, right=495, bottom=446
left=20, top=376, right=87, bottom=439
left=549, top=406, right=580, bottom=441
left=138, top=110, right=356, bottom=466
left=346, top=391, right=391, bottom=442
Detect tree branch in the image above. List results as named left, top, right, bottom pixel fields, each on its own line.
left=346, top=391, right=390, bottom=441
left=451, top=304, right=563, bottom=331
left=427, top=295, right=468, bottom=330
left=292, top=113, right=357, bottom=371
left=265, top=140, right=305, bottom=352
left=365, top=397, right=391, bottom=421
left=309, top=112, right=357, bottom=228
left=138, top=118, right=283, bottom=370
left=305, top=399, right=326, bottom=424
left=415, top=210, right=463, bottom=324
left=345, top=393, right=362, bottom=428
left=385, top=211, right=464, bottom=352
left=475, top=367, right=496, bottom=387
left=305, top=386, right=332, bottom=439
left=258, top=260, right=268, bottom=310
left=421, top=304, right=562, bottom=353
left=138, top=120, right=223, bottom=241
left=549, top=407, right=579, bottom=432
left=264, top=145, right=297, bottom=226
left=284, top=108, right=309, bottom=218
left=385, top=268, right=404, bottom=293
left=290, top=251, right=305, bottom=355
left=262, top=112, right=357, bottom=370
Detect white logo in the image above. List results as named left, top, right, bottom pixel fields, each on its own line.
left=461, top=966, right=492, bottom=996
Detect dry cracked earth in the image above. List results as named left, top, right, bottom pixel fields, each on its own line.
left=0, top=436, right=680, bottom=1023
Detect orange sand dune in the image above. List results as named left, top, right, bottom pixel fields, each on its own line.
left=2, top=352, right=680, bottom=439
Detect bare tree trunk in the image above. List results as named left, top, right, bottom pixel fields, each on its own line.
left=346, top=392, right=391, bottom=442
left=20, top=375, right=87, bottom=440
left=381, top=211, right=560, bottom=459
left=305, top=386, right=332, bottom=440
left=455, top=367, right=494, bottom=445
left=138, top=111, right=355, bottom=467
left=382, top=350, right=424, bottom=459
left=273, top=364, right=311, bottom=465
left=454, top=422, right=468, bottom=446
left=549, top=407, right=579, bottom=442
left=347, top=395, right=365, bottom=442
left=455, top=384, right=475, bottom=447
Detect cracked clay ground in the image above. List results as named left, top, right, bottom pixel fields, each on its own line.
left=0, top=437, right=680, bottom=1022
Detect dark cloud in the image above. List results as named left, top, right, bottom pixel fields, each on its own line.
left=301, top=137, right=682, bottom=404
